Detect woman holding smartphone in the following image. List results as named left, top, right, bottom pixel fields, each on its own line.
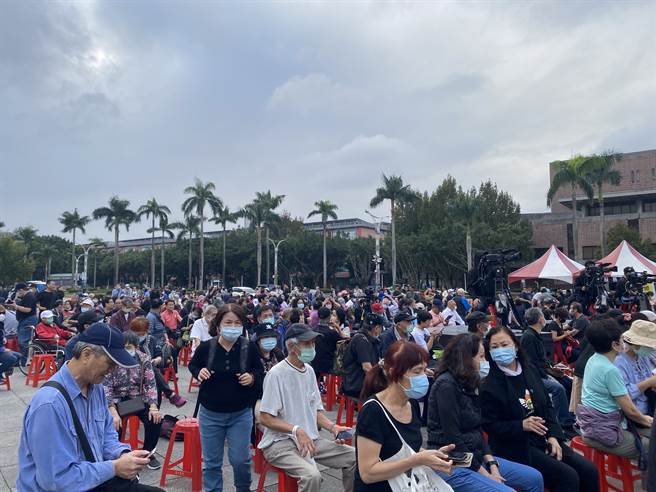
left=355, top=340, right=453, bottom=491
left=428, top=333, right=543, bottom=491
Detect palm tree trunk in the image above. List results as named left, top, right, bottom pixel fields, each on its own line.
left=598, top=185, right=606, bottom=256
left=114, top=226, right=119, bottom=285
left=222, top=224, right=227, bottom=284
left=187, top=233, right=193, bottom=289
left=391, top=199, right=397, bottom=286
left=151, top=217, right=155, bottom=287
left=71, top=229, right=76, bottom=281
left=93, top=254, right=97, bottom=288
left=571, top=188, right=579, bottom=260
left=199, top=212, right=205, bottom=291
left=256, top=225, right=262, bottom=286
left=322, top=221, right=327, bottom=288
left=160, top=229, right=165, bottom=288
left=266, top=227, right=270, bottom=284
left=466, top=224, right=473, bottom=271
left=47, top=257, right=52, bottom=279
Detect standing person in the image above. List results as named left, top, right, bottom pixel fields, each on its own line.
left=160, top=299, right=182, bottom=371
left=188, top=304, right=263, bottom=492
left=428, top=333, right=544, bottom=491
left=36, top=280, right=59, bottom=311
left=312, top=306, right=347, bottom=376
left=258, top=324, right=356, bottom=492
left=356, top=340, right=454, bottom=491
left=12, top=282, right=39, bottom=366
left=482, top=326, right=599, bottom=492
left=146, top=299, right=167, bottom=351
left=17, top=323, right=164, bottom=492
left=342, top=313, right=384, bottom=399
left=190, top=304, right=216, bottom=355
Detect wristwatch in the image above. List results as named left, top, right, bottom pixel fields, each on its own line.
left=485, top=460, right=499, bottom=471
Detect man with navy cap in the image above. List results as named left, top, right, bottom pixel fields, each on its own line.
left=17, top=323, right=164, bottom=492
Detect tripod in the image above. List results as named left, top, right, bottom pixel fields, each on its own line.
left=493, top=269, right=525, bottom=329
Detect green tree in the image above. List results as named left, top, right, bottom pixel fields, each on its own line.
left=171, top=215, right=201, bottom=289
left=307, top=200, right=339, bottom=288
left=93, top=196, right=138, bottom=285
left=547, top=155, right=594, bottom=259
left=137, top=199, right=171, bottom=287
left=59, top=209, right=90, bottom=280
left=148, top=216, right=176, bottom=288
left=369, top=174, right=418, bottom=286
left=182, top=179, right=223, bottom=290
left=211, top=206, right=240, bottom=285
left=14, top=226, right=39, bottom=255
left=33, top=243, right=59, bottom=279
left=88, top=237, right=107, bottom=288
left=0, top=236, right=34, bottom=285
left=583, top=150, right=623, bottom=256
left=605, top=223, right=654, bottom=258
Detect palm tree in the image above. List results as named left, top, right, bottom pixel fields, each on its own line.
left=369, top=174, right=417, bottom=286
left=583, top=150, right=623, bottom=256
left=137, top=199, right=171, bottom=287
left=240, top=191, right=285, bottom=286
left=211, top=206, right=240, bottom=285
left=547, top=155, right=594, bottom=259
left=308, top=200, right=339, bottom=288
left=14, top=226, right=39, bottom=254
left=88, top=237, right=107, bottom=288
left=34, top=243, right=59, bottom=279
left=93, top=196, right=138, bottom=285
left=171, top=215, right=201, bottom=289
left=450, top=189, right=479, bottom=271
left=182, top=179, right=223, bottom=290
left=148, top=216, right=176, bottom=288
left=59, top=209, right=90, bottom=281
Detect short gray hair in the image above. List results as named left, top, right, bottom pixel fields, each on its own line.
left=72, top=341, right=106, bottom=359
left=525, top=307, right=544, bottom=326
left=285, top=337, right=299, bottom=351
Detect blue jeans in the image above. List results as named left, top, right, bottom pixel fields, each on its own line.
left=17, top=315, right=37, bottom=366
left=543, top=375, right=575, bottom=427
left=0, top=350, right=20, bottom=378
left=438, top=456, right=543, bottom=492
left=198, top=405, right=252, bottom=492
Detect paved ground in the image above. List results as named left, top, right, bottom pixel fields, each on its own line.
left=0, top=363, right=348, bottom=492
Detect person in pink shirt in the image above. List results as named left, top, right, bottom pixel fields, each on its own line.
left=161, top=300, right=183, bottom=370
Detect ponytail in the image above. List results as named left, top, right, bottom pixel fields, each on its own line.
left=360, top=364, right=387, bottom=401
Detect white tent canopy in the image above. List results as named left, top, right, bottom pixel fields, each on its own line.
left=598, top=240, right=656, bottom=277
left=508, top=245, right=584, bottom=284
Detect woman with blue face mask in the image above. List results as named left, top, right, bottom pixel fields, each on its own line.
left=428, top=333, right=543, bottom=492
left=189, top=304, right=264, bottom=492
left=481, top=326, right=599, bottom=492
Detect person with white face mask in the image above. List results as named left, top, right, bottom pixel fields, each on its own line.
left=189, top=304, right=263, bottom=492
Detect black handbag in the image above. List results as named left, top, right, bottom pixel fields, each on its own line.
left=116, top=360, right=147, bottom=418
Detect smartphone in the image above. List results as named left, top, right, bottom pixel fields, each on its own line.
left=448, top=451, right=473, bottom=468
left=336, top=429, right=355, bottom=440
left=146, top=448, right=157, bottom=458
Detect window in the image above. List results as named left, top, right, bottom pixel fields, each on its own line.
left=582, top=246, right=599, bottom=260
left=567, top=223, right=574, bottom=257
left=588, top=202, right=637, bottom=216
left=631, top=170, right=635, bottom=183
left=644, top=201, right=656, bottom=213
left=636, top=170, right=640, bottom=183
left=652, top=168, right=655, bottom=179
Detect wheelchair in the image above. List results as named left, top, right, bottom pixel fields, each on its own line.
left=18, top=326, right=67, bottom=376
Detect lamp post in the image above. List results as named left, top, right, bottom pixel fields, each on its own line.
left=365, top=210, right=389, bottom=290
left=74, top=245, right=93, bottom=289
left=267, top=238, right=287, bottom=287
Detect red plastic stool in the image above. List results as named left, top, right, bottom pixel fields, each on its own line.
left=593, top=448, right=641, bottom=492
left=162, top=366, right=179, bottom=394
left=188, top=377, right=200, bottom=393
left=1, top=374, right=10, bottom=391
left=26, top=354, right=57, bottom=388
left=321, top=374, right=340, bottom=412
left=160, top=417, right=202, bottom=492
left=5, top=338, right=19, bottom=352
left=336, top=395, right=360, bottom=429
left=257, top=461, right=299, bottom=492
left=178, top=345, right=191, bottom=367
left=570, top=436, right=595, bottom=461
left=253, top=427, right=265, bottom=474
left=120, top=415, right=144, bottom=450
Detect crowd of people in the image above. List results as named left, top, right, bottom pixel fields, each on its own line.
left=3, top=279, right=656, bottom=491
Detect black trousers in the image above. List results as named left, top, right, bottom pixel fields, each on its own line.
left=92, top=478, right=164, bottom=491
left=529, top=443, right=599, bottom=492
left=119, top=407, right=162, bottom=453
left=153, top=366, right=172, bottom=407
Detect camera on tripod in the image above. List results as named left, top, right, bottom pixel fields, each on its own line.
left=626, top=271, right=656, bottom=293
left=585, top=262, right=618, bottom=285
left=469, top=249, right=521, bottom=297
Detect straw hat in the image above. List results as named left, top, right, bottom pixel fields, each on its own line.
left=623, top=320, right=656, bottom=349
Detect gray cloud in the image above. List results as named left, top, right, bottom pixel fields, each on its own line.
left=0, top=1, right=654, bottom=242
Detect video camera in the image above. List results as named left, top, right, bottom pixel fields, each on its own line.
left=469, top=249, right=521, bottom=298
left=627, top=271, right=656, bottom=292
left=585, top=262, right=618, bottom=285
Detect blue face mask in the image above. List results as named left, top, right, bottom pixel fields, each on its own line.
left=479, top=360, right=490, bottom=378
left=260, top=338, right=277, bottom=352
left=637, top=346, right=656, bottom=357
left=401, top=374, right=429, bottom=399
left=262, top=316, right=275, bottom=326
left=297, top=303, right=305, bottom=309
left=299, top=347, right=315, bottom=363
left=220, top=326, right=243, bottom=342
left=490, top=347, right=517, bottom=367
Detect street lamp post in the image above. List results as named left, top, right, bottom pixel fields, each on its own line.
left=74, top=245, right=93, bottom=290
left=365, top=210, right=389, bottom=290
left=267, top=238, right=287, bottom=287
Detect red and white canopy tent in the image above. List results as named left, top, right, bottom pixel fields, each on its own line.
left=508, top=245, right=585, bottom=284
left=597, top=240, right=656, bottom=277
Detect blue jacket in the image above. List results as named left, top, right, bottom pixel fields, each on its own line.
left=378, top=326, right=411, bottom=359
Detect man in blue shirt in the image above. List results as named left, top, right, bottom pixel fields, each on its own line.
left=18, top=323, right=164, bottom=492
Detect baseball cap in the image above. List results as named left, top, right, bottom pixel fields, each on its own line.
left=365, top=313, right=386, bottom=326
left=77, top=310, right=104, bottom=329
left=81, top=298, right=95, bottom=306
left=371, top=302, right=384, bottom=313
left=77, top=322, right=137, bottom=368
left=284, top=323, right=322, bottom=342
left=40, top=310, right=54, bottom=320
left=255, top=323, right=278, bottom=340
left=14, top=282, right=29, bottom=291
left=394, top=311, right=416, bottom=323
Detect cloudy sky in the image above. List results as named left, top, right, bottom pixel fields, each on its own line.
left=2, top=1, right=655, bottom=241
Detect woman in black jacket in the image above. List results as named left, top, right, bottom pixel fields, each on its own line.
left=428, top=333, right=543, bottom=491
left=481, top=325, right=598, bottom=492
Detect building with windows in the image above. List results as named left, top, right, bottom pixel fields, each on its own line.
left=303, top=218, right=390, bottom=239
left=525, top=149, right=656, bottom=260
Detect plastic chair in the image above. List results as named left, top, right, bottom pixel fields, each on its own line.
left=257, top=461, right=299, bottom=492
left=570, top=436, right=595, bottom=461
left=162, top=366, right=179, bottom=394
left=178, top=345, right=191, bottom=367
left=592, top=448, right=641, bottom=492
left=1, top=374, right=10, bottom=391
left=188, top=377, right=200, bottom=393
left=320, top=374, right=340, bottom=411
left=25, top=354, right=57, bottom=388
left=160, top=417, right=203, bottom=492
left=4, top=338, right=19, bottom=352
left=336, top=394, right=360, bottom=431
left=120, top=415, right=144, bottom=450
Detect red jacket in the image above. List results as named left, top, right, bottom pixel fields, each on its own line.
left=35, top=321, right=71, bottom=346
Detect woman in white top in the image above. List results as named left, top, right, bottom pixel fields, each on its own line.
left=411, top=311, right=441, bottom=353
left=190, top=304, right=217, bottom=355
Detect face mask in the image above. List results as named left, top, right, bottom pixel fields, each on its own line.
left=637, top=346, right=656, bottom=357
left=260, top=338, right=277, bottom=352
left=401, top=374, right=429, bottom=399
left=126, top=348, right=136, bottom=357
left=81, top=307, right=91, bottom=313
left=220, top=326, right=243, bottom=342
left=262, top=316, right=275, bottom=326
left=479, top=360, right=490, bottom=378
left=298, top=346, right=316, bottom=363
left=405, top=324, right=413, bottom=335
left=43, top=318, right=53, bottom=325
left=297, top=303, right=305, bottom=309
left=490, top=347, right=517, bottom=367
left=123, top=308, right=131, bottom=314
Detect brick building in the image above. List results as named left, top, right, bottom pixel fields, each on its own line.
left=525, top=149, right=656, bottom=261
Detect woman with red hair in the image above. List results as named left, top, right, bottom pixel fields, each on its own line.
left=354, top=340, right=453, bottom=491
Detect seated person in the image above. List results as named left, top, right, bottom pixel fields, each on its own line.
left=547, top=307, right=580, bottom=363
left=411, top=310, right=442, bottom=353
left=342, top=314, right=384, bottom=399
left=615, top=319, right=656, bottom=415
left=35, top=310, right=73, bottom=350
left=258, top=323, right=356, bottom=492
left=577, top=318, right=652, bottom=471
left=0, top=305, right=20, bottom=380
left=378, top=311, right=415, bottom=357
left=311, top=306, right=348, bottom=376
